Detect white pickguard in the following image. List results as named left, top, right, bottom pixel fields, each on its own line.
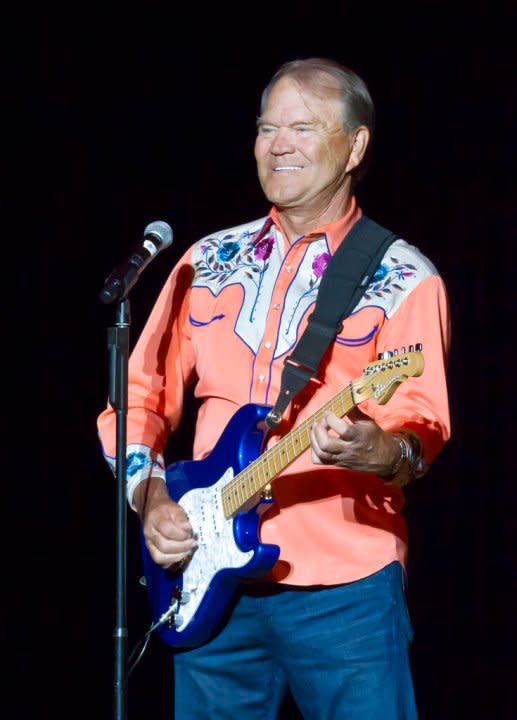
left=173, top=467, right=254, bottom=632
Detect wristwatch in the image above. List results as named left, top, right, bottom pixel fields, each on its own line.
left=390, top=430, right=427, bottom=486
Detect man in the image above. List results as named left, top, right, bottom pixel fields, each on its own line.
left=98, top=58, right=450, bottom=718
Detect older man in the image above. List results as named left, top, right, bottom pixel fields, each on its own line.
left=98, top=58, right=450, bottom=718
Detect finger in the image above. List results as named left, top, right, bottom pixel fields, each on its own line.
left=152, top=503, right=195, bottom=539
left=152, top=516, right=195, bottom=545
left=311, top=422, right=334, bottom=454
left=147, top=542, right=197, bottom=570
left=314, top=420, right=353, bottom=454
left=324, top=411, right=353, bottom=438
left=311, top=445, right=334, bottom=465
left=170, top=505, right=194, bottom=533
left=147, top=529, right=198, bottom=558
left=310, top=424, right=338, bottom=464
left=310, top=424, right=325, bottom=464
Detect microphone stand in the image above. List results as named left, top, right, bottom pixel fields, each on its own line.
left=107, top=297, right=131, bottom=720
left=100, top=220, right=172, bottom=719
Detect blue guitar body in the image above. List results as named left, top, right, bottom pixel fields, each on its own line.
left=140, top=403, right=280, bottom=649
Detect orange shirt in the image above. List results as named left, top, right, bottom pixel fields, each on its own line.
left=97, top=198, right=451, bottom=585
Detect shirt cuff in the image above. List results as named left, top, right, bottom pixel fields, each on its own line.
left=104, top=443, right=166, bottom=508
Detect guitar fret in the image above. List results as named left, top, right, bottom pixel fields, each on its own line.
left=272, top=447, right=280, bottom=474
left=270, top=444, right=278, bottom=470
left=256, top=461, right=266, bottom=489
left=302, top=423, right=311, bottom=449
left=231, top=479, right=238, bottom=508
left=242, top=470, right=251, bottom=502
left=238, top=475, right=245, bottom=505
left=261, top=455, right=272, bottom=483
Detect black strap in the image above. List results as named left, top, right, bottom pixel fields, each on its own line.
left=266, top=215, right=397, bottom=427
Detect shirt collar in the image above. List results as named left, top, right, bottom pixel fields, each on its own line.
left=260, top=197, right=363, bottom=253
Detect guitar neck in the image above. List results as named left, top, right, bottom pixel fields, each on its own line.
left=220, top=349, right=424, bottom=518
left=221, top=383, right=357, bottom=518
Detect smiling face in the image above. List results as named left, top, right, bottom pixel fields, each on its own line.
left=254, top=76, right=368, bottom=220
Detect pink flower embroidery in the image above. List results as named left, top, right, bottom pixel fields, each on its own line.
left=253, top=235, right=275, bottom=261
left=312, top=252, right=331, bottom=277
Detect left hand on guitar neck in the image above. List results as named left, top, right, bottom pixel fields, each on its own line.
left=310, top=407, right=402, bottom=480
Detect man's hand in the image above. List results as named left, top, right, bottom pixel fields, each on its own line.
left=133, top=476, right=198, bottom=569
left=310, top=408, right=401, bottom=478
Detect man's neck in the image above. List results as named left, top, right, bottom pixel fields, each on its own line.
left=275, top=193, right=353, bottom=244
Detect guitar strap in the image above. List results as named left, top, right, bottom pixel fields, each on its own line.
left=266, top=215, right=397, bottom=428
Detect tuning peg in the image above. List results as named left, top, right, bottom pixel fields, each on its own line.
left=416, top=343, right=423, bottom=352
left=401, top=346, right=406, bottom=354
left=393, top=348, right=398, bottom=355
left=409, top=345, right=414, bottom=352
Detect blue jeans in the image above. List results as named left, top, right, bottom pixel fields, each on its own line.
left=173, top=561, right=417, bottom=719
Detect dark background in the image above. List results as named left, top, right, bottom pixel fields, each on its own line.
left=20, top=2, right=516, bottom=718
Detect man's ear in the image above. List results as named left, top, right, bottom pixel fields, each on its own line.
left=346, top=126, right=370, bottom=173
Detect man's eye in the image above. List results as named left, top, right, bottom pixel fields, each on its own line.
left=258, top=126, right=275, bottom=135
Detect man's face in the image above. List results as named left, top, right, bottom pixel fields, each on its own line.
left=254, top=77, right=361, bottom=213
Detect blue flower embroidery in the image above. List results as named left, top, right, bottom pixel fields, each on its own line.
left=372, top=263, right=389, bottom=282
left=127, top=451, right=150, bottom=477
left=217, top=240, right=241, bottom=262
left=363, top=257, right=417, bottom=300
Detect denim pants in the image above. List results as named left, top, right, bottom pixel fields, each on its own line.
left=173, top=561, right=417, bottom=719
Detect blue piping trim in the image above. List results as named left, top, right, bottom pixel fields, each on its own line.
left=189, top=313, right=225, bottom=327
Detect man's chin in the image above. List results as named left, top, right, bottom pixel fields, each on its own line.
left=263, top=187, right=305, bottom=209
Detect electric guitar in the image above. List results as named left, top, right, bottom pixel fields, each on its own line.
left=140, top=348, right=424, bottom=648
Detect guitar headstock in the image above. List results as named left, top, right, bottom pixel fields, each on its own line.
left=352, top=345, right=425, bottom=405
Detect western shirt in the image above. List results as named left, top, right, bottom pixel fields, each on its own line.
left=97, top=198, right=451, bottom=585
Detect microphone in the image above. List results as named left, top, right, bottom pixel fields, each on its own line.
left=99, top=220, right=173, bottom=304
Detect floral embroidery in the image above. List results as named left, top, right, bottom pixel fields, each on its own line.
left=312, top=252, right=331, bottom=278
left=195, top=230, right=276, bottom=322
left=363, top=257, right=417, bottom=300
left=285, top=250, right=331, bottom=335
left=126, top=451, right=150, bottom=477
left=217, top=240, right=241, bottom=263
left=126, top=451, right=163, bottom=479
left=372, top=263, right=389, bottom=282
left=254, top=235, right=275, bottom=261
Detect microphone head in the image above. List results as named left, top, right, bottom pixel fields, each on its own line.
left=144, top=220, right=173, bottom=248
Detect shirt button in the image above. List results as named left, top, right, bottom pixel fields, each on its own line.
left=264, top=341, right=271, bottom=349
left=273, top=303, right=280, bottom=310
left=258, top=375, right=265, bottom=382
left=285, top=265, right=292, bottom=273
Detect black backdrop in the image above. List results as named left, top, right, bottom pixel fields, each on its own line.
left=23, top=2, right=516, bottom=719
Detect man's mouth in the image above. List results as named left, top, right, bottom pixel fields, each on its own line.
left=273, top=166, right=303, bottom=172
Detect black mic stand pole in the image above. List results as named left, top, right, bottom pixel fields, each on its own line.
left=100, top=219, right=172, bottom=719
left=107, top=297, right=131, bottom=720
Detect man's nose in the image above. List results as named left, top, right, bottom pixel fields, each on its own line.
left=270, top=127, right=295, bottom=154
